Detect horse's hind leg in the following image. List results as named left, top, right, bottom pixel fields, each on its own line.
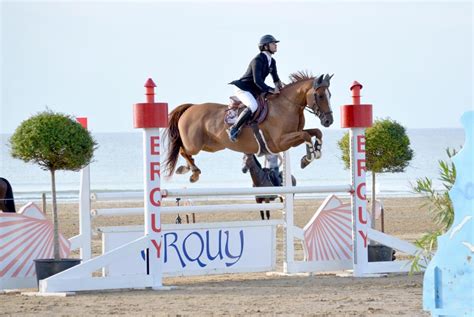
left=265, top=198, right=271, bottom=220
left=256, top=197, right=265, bottom=220
left=175, top=148, right=191, bottom=174
left=179, top=149, right=201, bottom=183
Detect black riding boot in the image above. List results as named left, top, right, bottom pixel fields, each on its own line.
left=228, top=107, right=252, bottom=142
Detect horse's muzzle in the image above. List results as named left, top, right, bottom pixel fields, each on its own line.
left=321, top=113, right=334, bottom=127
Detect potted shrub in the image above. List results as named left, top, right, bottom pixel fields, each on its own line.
left=338, top=118, right=413, bottom=261
left=9, top=110, right=97, bottom=283
left=410, top=148, right=456, bottom=272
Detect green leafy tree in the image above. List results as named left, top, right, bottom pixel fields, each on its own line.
left=10, top=110, right=97, bottom=260
left=410, top=148, right=456, bottom=272
left=338, top=118, right=414, bottom=228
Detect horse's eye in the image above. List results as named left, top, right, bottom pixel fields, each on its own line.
left=318, top=95, right=324, bottom=99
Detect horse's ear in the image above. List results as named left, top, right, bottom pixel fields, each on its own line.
left=317, top=74, right=324, bottom=84
left=325, top=74, right=334, bottom=81
left=314, top=74, right=324, bottom=88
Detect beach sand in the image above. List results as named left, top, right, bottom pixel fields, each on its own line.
left=2, top=197, right=435, bottom=316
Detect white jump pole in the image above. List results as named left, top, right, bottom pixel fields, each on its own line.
left=72, top=117, right=92, bottom=261
left=133, top=78, right=169, bottom=289
left=283, top=150, right=295, bottom=273
left=341, top=81, right=373, bottom=276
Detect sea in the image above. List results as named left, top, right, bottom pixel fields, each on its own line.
left=0, top=128, right=465, bottom=203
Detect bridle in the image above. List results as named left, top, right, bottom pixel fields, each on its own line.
left=272, top=74, right=334, bottom=124
left=305, top=80, right=333, bottom=121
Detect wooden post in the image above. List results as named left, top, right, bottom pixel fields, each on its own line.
left=42, top=193, right=47, bottom=214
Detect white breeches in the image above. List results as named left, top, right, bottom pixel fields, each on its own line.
left=234, top=87, right=258, bottom=113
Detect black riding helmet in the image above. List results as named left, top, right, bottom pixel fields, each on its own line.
left=259, top=34, right=279, bottom=51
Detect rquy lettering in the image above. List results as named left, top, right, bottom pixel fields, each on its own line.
left=163, top=229, right=245, bottom=268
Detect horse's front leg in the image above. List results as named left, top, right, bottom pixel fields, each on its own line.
left=303, top=128, right=324, bottom=162
left=277, top=131, right=319, bottom=168
left=303, top=128, right=323, bottom=145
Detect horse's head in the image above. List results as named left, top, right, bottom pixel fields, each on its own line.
left=306, top=74, right=334, bottom=127
left=242, top=154, right=253, bottom=169
left=243, top=154, right=262, bottom=170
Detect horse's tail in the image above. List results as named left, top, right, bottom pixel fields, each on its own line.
left=164, top=103, right=194, bottom=177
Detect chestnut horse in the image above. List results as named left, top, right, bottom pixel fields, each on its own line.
left=164, top=72, right=333, bottom=182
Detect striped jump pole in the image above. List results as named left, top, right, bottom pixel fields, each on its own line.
left=133, top=78, right=168, bottom=289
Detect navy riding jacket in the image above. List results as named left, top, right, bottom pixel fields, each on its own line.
left=230, top=53, right=281, bottom=97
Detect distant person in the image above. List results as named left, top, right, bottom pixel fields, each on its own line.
left=264, top=153, right=283, bottom=186
left=228, top=34, right=283, bottom=142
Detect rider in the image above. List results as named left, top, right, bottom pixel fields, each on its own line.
left=228, top=34, right=283, bottom=142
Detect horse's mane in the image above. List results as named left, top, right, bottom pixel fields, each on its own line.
left=289, top=70, right=314, bottom=83
left=283, top=70, right=315, bottom=89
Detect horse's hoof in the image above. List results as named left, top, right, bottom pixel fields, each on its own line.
left=189, top=170, right=201, bottom=183
left=176, top=166, right=190, bottom=174
left=300, top=157, right=311, bottom=169
left=315, top=150, right=321, bottom=159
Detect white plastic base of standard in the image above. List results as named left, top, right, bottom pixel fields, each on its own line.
left=22, top=291, right=76, bottom=297
left=152, top=286, right=174, bottom=291
left=1, top=289, right=22, bottom=295
left=265, top=271, right=312, bottom=277
left=336, top=271, right=387, bottom=278
left=284, top=260, right=353, bottom=274
left=39, top=275, right=159, bottom=293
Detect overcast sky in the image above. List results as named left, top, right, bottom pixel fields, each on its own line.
left=1, top=0, right=472, bottom=133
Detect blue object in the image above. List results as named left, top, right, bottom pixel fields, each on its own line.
left=423, top=111, right=474, bottom=316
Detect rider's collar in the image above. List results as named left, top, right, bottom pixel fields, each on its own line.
left=262, top=51, right=272, bottom=66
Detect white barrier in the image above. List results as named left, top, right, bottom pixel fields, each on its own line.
left=99, top=220, right=282, bottom=277
left=92, top=202, right=284, bottom=217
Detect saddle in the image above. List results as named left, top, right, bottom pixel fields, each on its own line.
left=224, top=95, right=273, bottom=156
left=224, top=95, right=268, bottom=125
